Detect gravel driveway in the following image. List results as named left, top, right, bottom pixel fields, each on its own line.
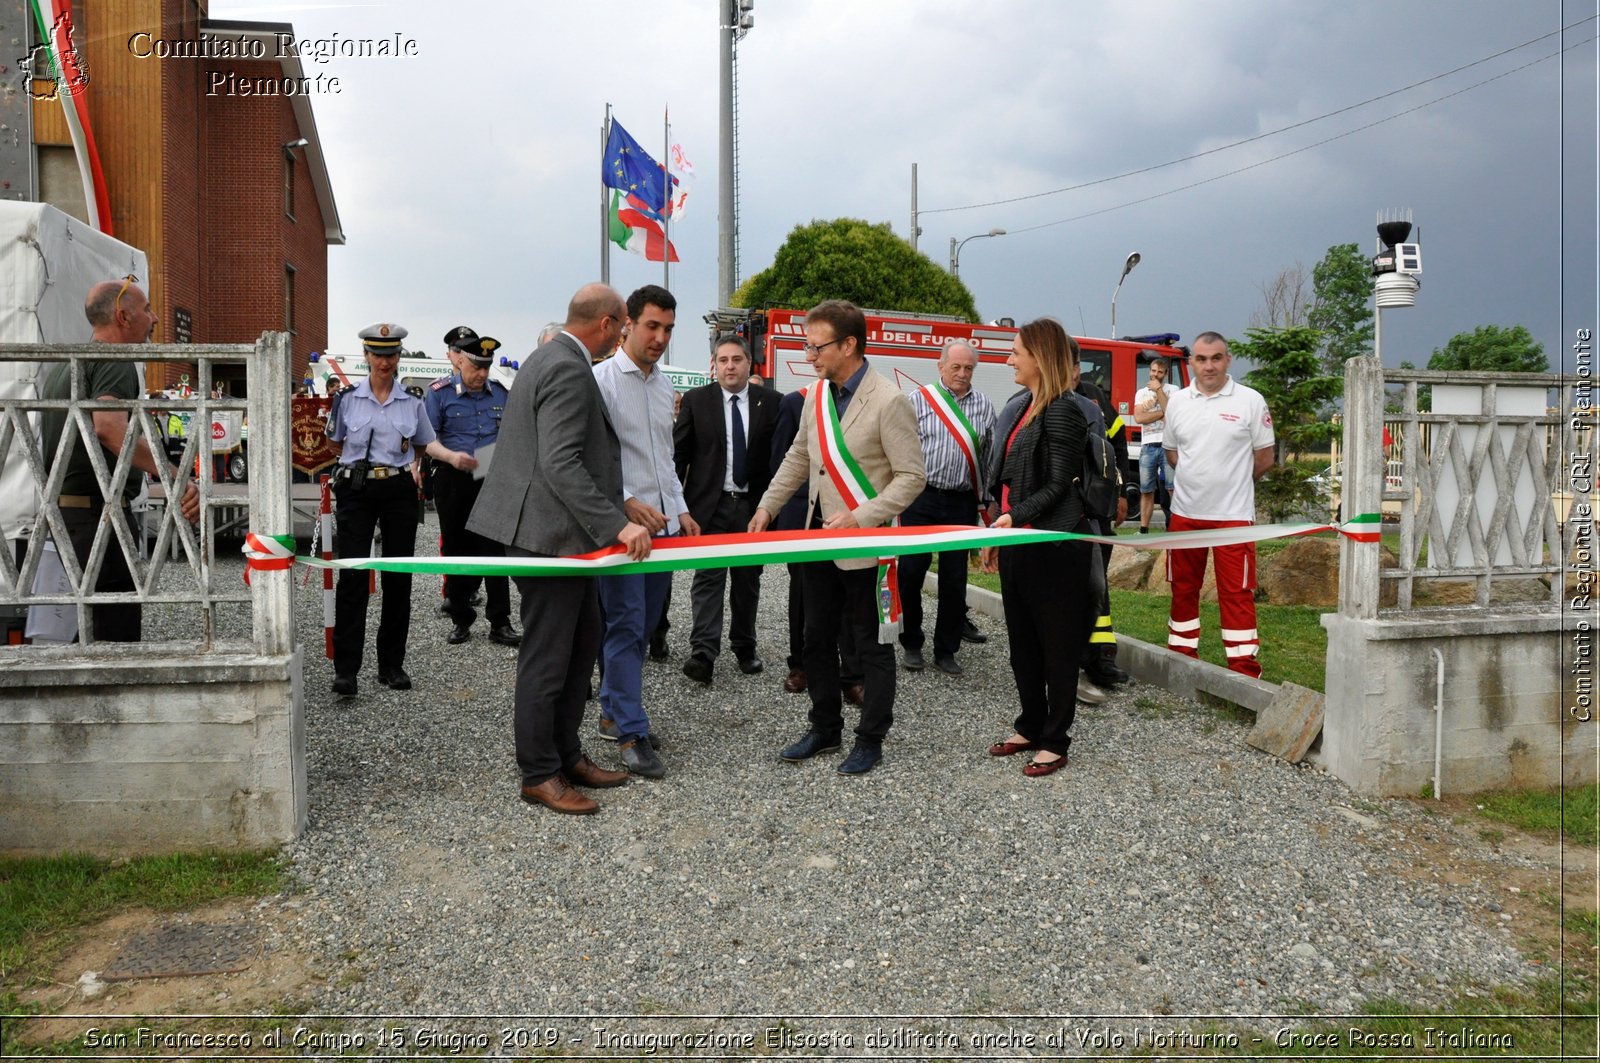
left=197, top=514, right=1536, bottom=1043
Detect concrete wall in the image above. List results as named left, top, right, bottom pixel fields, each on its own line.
left=1321, top=609, right=1587, bottom=796
left=0, top=651, right=306, bottom=853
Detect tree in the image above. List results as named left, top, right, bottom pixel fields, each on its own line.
left=1307, top=242, right=1374, bottom=374
left=1427, top=324, right=1549, bottom=374
left=731, top=218, right=979, bottom=321
left=1248, top=262, right=1310, bottom=329
left=1234, top=325, right=1341, bottom=462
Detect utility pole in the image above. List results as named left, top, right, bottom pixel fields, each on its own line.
left=910, top=163, right=921, bottom=251
left=717, top=0, right=753, bottom=307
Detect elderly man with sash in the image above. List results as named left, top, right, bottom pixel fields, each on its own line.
left=750, top=300, right=926, bottom=776
left=894, top=340, right=996, bottom=678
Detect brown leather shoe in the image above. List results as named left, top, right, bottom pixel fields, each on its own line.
left=842, top=682, right=865, bottom=707
left=519, top=776, right=598, bottom=815
left=783, top=668, right=807, bottom=694
left=563, top=755, right=628, bottom=789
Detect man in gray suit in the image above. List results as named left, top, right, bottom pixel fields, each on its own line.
left=468, top=283, right=653, bottom=815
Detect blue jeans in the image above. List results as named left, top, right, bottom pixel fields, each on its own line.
left=1138, top=443, right=1170, bottom=493
left=597, top=569, right=672, bottom=741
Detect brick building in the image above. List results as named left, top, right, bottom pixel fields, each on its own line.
left=12, top=0, right=343, bottom=395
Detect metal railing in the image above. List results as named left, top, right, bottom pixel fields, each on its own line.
left=0, top=334, right=294, bottom=657
left=1340, top=358, right=1588, bottom=617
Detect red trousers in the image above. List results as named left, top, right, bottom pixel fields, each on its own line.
left=1165, top=514, right=1261, bottom=678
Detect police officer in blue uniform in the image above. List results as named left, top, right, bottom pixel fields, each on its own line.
left=327, top=322, right=437, bottom=697
left=425, top=326, right=521, bottom=647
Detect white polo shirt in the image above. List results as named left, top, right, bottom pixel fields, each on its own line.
left=1162, top=375, right=1274, bottom=522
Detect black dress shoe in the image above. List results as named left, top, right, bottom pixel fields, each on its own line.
left=961, top=619, right=988, bottom=644
left=933, top=654, right=964, bottom=676
left=489, top=623, right=522, bottom=646
left=648, top=635, right=670, bottom=660
left=682, top=652, right=714, bottom=685
left=736, top=654, right=765, bottom=675
left=331, top=675, right=357, bottom=698
left=902, top=647, right=926, bottom=671
left=447, top=623, right=471, bottom=645
left=377, top=669, right=412, bottom=690
left=780, top=729, right=841, bottom=762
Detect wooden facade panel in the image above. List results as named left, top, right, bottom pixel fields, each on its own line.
left=30, top=97, right=71, bottom=146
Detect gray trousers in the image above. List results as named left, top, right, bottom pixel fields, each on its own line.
left=689, top=491, right=760, bottom=661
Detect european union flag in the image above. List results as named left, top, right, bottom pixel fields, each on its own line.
left=603, top=119, right=670, bottom=221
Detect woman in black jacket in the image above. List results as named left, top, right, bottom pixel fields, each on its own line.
left=980, top=318, right=1094, bottom=776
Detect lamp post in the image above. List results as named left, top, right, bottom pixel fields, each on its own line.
left=949, top=228, right=1006, bottom=278
left=1109, top=251, right=1141, bottom=339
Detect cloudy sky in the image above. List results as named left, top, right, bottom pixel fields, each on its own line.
left=208, top=0, right=1597, bottom=377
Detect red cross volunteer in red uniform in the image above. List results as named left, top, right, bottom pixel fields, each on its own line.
left=1161, top=331, right=1275, bottom=677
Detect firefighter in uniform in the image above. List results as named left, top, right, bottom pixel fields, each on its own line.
left=425, top=327, right=521, bottom=647
left=327, top=322, right=436, bottom=698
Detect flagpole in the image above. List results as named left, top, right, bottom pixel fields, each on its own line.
left=662, top=106, right=671, bottom=293
left=601, top=103, right=612, bottom=285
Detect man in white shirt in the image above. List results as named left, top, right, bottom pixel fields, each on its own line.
left=592, top=285, right=700, bottom=778
left=1162, top=332, right=1275, bottom=678
left=1131, top=357, right=1179, bottom=533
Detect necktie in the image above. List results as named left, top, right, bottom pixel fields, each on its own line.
left=730, top=394, right=747, bottom=489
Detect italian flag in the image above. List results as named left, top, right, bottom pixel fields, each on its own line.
left=609, top=189, right=678, bottom=263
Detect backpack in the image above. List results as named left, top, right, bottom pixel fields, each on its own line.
left=1071, top=391, right=1118, bottom=522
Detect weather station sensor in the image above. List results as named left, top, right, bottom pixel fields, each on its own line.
left=1372, top=210, right=1420, bottom=308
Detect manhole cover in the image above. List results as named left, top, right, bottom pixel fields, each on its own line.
left=101, top=923, right=258, bottom=981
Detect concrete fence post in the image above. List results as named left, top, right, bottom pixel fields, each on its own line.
left=1339, top=356, right=1385, bottom=620
left=249, top=331, right=294, bottom=657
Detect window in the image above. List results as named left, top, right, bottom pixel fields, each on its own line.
left=284, top=151, right=296, bottom=219
left=284, top=264, right=296, bottom=334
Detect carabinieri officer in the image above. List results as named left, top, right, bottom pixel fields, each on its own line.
left=327, top=322, right=436, bottom=698
left=425, top=326, right=521, bottom=647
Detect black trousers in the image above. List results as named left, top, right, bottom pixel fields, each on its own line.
left=510, top=558, right=601, bottom=785
left=786, top=562, right=863, bottom=683
left=332, top=476, right=418, bottom=677
left=895, top=486, right=979, bottom=657
left=433, top=465, right=511, bottom=626
left=61, top=503, right=139, bottom=642
left=800, top=561, right=894, bottom=741
left=688, top=491, right=760, bottom=660
left=999, top=539, right=1094, bottom=757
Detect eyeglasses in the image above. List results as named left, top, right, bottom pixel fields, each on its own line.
left=803, top=339, right=841, bottom=356
left=114, top=274, right=138, bottom=315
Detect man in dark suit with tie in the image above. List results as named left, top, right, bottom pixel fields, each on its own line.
left=674, top=336, right=780, bottom=683
left=467, top=283, right=654, bottom=815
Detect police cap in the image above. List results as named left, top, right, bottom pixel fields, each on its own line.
left=442, top=325, right=480, bottom=352
left=359, top=322, right=407, bottom=352
left=458, top=335, right=501, bottom=368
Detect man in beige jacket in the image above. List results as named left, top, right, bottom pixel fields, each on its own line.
left=750, top=300, right=926, bottom=774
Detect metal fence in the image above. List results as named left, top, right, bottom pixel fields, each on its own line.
left=0, top=334, right=293, bottom=656
left=1340, top=359, right=1588, bottom=616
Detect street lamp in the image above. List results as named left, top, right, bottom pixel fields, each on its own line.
left=1109, top=251, right=1141, bottom=339
left=949, top=228, right=1006, bottom=278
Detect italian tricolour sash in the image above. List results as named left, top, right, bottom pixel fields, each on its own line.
left=920, top=383, right=986, bottom=521
left=816, top=383, right=902, bottom=642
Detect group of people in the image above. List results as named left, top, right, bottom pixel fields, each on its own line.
left=318, top=285, right=1275, bottom=813
left=37, top=275, right=1274, bottom=811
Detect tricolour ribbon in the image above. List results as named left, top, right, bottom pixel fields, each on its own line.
left=244, top=517, right=1383, bottom=579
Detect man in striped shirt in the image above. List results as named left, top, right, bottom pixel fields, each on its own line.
left=591, top=285, right=700, bottom=779
left=895, top=341, right=997, bottom=676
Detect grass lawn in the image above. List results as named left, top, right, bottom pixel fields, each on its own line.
left=965, top=563, right=1329, bottom=692
left=0, top=850, right=286, bottom=985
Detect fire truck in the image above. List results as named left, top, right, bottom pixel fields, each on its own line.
left=704, top=307, right=1189, bottom=502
